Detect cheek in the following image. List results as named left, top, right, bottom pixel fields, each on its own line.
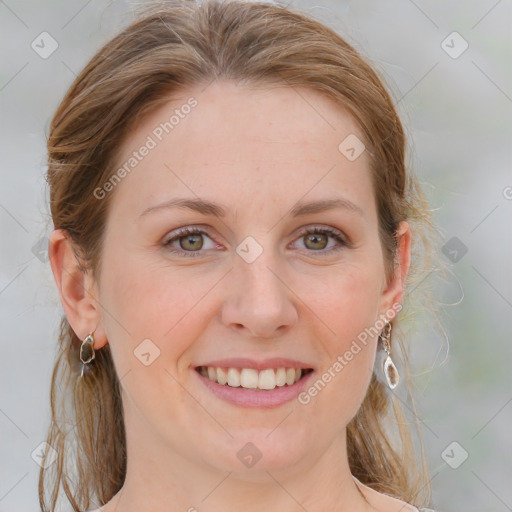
left=301, top=259, right=383, bottom=343
left=99, top=252, right=216, bottom=370
left=297, top=264, right=381, bottom=413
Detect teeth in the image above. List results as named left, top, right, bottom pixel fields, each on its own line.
left=240, top=368, right=258, bottom=388
left=227, top=368, right=240, bottom=387
left=217, top=367, right=228, bottom=385
left=198, top=366, right=309, bottom=390
left=259, top=369, right=277, bottom=390
left=286, top=368, right=296, bottom=385
left=275, top=367, right=286, bottom=386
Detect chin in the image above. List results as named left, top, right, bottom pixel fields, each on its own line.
left=200, top=432, right=309, bottom=479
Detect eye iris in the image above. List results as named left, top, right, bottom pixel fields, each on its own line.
left=180, top=234, right=203, bottom=250
left=304, top=233, right=327, bottom=250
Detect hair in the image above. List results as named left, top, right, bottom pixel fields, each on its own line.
left=40, top=1, right=446, bottom=510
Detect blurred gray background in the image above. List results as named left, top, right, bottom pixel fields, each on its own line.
left=0, top=1, right=511, bottom=511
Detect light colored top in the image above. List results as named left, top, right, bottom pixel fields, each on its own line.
left=84, top=474, right=440, bottom=511
left=86, top=507, right=438, bottom=511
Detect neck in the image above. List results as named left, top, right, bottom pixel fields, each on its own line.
left=101, top=418, right=372, bottom=512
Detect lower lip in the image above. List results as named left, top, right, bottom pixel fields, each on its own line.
left=194, top=369, right=315, bottom=409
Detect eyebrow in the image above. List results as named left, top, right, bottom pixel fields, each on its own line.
left=139, top=197, right=365, bottom=219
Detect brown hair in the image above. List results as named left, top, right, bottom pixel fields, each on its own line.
left=40, top=1, right=445, bottom=510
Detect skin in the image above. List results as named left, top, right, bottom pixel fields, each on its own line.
left=49, top=81, right=413, bottom=512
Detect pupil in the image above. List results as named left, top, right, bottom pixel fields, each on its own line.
left=307, top=233, right=326, bottom=249
left=182, top=235, right=202, bottom=250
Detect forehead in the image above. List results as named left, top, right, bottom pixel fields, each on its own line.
left=106, top=81, right=375, bottom=224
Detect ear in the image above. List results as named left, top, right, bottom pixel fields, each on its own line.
left=48, top=229, right=108, bottom=350
left=378, top=221, right=411, bottom=319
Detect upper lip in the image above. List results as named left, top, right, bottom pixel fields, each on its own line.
left=194, top=358, right=314, bottom=371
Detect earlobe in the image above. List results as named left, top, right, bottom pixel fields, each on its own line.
left=48, top=229, right=108, bottom=350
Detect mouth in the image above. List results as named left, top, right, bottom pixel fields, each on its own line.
left=195, top=365, right=314, bottom=391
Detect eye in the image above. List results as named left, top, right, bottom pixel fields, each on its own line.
left=292, top=225, right=349, bottom=255
left=163, top=226, right=218, bottom=258
left=163, top=225, right=349, bottom=258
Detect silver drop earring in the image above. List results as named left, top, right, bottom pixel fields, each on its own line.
left=380, top=321, right=400, bottom=389
left=79, top=332, right=96, bottom=379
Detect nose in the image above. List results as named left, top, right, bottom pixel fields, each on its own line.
left=220, top=248, right=298, bottom=340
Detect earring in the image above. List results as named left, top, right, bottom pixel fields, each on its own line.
left=380, top=321, right=399, bottom=389
left=79, top=332, right=96, bottom=379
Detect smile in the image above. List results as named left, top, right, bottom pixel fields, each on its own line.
left=196, top=366, right=314, bottom=391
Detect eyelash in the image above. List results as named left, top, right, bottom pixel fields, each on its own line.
left=163, top=225, right=349, bottom=258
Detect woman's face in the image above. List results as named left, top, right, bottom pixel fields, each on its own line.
left=87, top=81, right=409, bottom=479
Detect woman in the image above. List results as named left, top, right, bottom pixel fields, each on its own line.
left=40, top=1, right=443, bottom=510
